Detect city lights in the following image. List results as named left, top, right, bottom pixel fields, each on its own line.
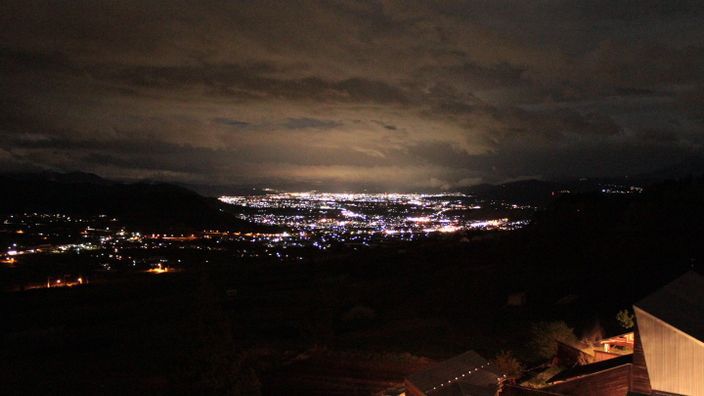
left=219, top=191, right=530, bottom=240
left=1, top=192, right=531, bottom=289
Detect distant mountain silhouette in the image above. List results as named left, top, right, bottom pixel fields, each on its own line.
left=466, top=178, right=621, bottom=206
left=465, top=157, right=704, bottom=206
left=633, top=155, right=704, bottom=181
left=467, top=179, right=561, bottom=205
left=0, top=172, right=277, bottom=232
left=465, top=176, right=670, bottom=206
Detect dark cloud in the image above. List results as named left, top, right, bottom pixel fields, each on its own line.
left=372, top=120, right=398, bottom=130
left=214, top=118, right=251, bottom=128
left=284, top=118, right=342, bottom=130
left=636, top=128, right=681, bottom=144
left=1, top=0, right=703, bottom=191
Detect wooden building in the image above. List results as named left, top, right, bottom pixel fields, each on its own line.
left=501, top=271, right=703, bottom=396
left=633, top=271, right=704, bottom=395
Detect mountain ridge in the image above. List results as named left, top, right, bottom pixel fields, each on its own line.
left=0, top=171, right=277, bottom=233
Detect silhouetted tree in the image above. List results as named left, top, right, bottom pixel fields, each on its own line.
left=494, top=350, right=523, bottom=379
left=616, top=309, right=635, bottom=330
left=528, top=321, right=577, bottom=361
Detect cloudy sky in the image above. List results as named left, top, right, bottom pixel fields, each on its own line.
left=2, top=1, right=703, bottom=192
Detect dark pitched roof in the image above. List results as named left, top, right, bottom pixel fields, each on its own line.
left=428, top=382, right=497, bottom=396
left=635, top=271, right=704, bottom=341
left=547, top=353, right=633, bottom=383
left=406, top=350, right=500, bottom=395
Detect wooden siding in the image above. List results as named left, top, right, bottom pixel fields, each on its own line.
left=635, top=307, right=704, bottom=395
left=594, top=351, right=622, bottom=362
left=630, top=327, right=651, bottom=394
left=544, top=364, right=631, bottom=396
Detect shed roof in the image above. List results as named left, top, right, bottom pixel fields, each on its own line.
left=635, top=271, right=704, bottom=341
left=406, top=350, right=500, bottom=395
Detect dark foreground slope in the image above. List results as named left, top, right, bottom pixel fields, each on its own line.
left=0, top=272, right=262, bottom=395
left=0, top=172, right=270, bottom=232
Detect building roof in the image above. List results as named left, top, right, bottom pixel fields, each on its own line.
left=406, top=350, right=500, bottom=396
left=547, top=353, right=633, bottom=383
left=635, top=271, right=704, bottom=341
left=426, top=382, right=497, bottom=396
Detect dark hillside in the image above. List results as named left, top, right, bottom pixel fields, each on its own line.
left=509, top=177, right=704, bottom=321
left=0, top=172, right=274, bottom=232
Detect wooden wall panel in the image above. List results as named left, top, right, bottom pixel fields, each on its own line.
left=630, top=327, right=651, bottom=394
left=635, top=307, right=704, bottom=395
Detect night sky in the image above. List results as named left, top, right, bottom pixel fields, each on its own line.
left=2, top=1, right=704, bottom=191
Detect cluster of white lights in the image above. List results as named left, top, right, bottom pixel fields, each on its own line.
left=219, top=191, right=526, bottom=241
